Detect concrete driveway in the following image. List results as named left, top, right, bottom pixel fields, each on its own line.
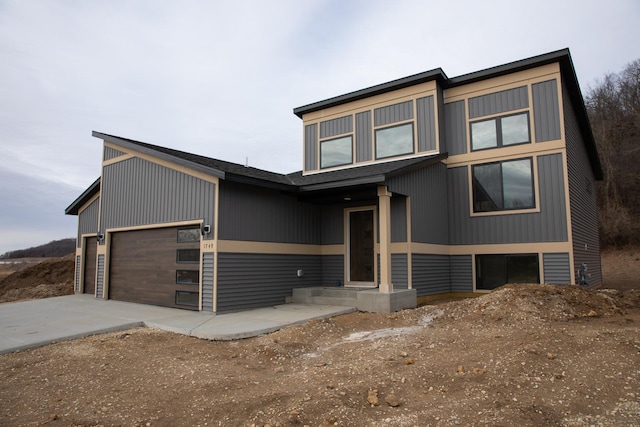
left=0, top=294, right=355, bottom=354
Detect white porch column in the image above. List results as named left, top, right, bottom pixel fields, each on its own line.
left=378, top=185, right=393, bottom=293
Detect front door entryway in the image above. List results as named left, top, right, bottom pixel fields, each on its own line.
left=348, top=209, right=375, bottom=285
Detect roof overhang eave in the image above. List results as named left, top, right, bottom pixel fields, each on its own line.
left=65, top=177, right=101, bottom=216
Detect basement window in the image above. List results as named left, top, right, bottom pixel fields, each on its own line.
left=476, top=254, right=539, bottom=290
left=175, top=291, right=199, bottom=307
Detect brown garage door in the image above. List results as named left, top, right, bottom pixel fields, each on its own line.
left=109, top=226, right=201, bottom=310
left=83, top=237, right=97, bottom=295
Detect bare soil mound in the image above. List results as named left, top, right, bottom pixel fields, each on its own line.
left=0, top=255, right=74, bottom=303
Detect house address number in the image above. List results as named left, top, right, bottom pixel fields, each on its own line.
left=202, top=242, right=215, bottom=250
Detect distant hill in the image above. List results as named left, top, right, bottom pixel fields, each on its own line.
left=0, top=238, right=76, bottom=259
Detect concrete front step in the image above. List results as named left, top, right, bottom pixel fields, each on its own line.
left=292, top=287, right=417, bottom=313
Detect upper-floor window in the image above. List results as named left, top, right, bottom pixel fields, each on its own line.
left=472, top=158, right=534, bottom=212
left=321, top=135, right=352, bottom=168
left=375, top=123, right=414, bottom=159
left=470, top=112, right=530, bottom=151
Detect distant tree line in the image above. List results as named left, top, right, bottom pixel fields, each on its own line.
left=586, top=58, right=640, bottom=248
left=0, top=238, right=76, bottom=259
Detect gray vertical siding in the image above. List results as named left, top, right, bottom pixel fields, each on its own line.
left=305, top=124, right=318, bottom=171
left=450, top=255, right=473, bottom=292
left=100, top=157, right=215, bottom=233
left=216, top=253, right=322, bottom=312
left=319, top=115, right=353, bottom=138
left=563, top=87, right=602, bottom=285
left=388, top=162, right=449, bottom=245
left=533, top=79, right=561, bottom=142
left=447, top=153, right=568, bottom=244
left=374, top=101, right=414, bottom=126
left=417, top=95, right=436, bottom=152
left=356, top=111, right=372, bottom=163
left=411, top=254, right=450, bottom=296
left=77, top=197, right=99, bottom=247
left=391, top=195, right=407, bottom=243
left=75, top=255, right=81, bottom=293
left=444, top=101, right=467, bottom=155
left=96, top=254, right=104, bottom=298
left=202, top=252, right=214, bottom=311
left=321, top=204, right=344, bottom=245
left=543, top=252, right=571, bottom=284
left=468, top=86, right=529, bottom=119
left=392, top=253, right=408, bottom=289
left=103, top=146, right=126, bottom=161
left=322, top=255, right=344, bottom=286
left=218, top=181, right=321, bottom=244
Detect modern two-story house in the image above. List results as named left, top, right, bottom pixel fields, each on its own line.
left=66, top=48, right=602, bottom=313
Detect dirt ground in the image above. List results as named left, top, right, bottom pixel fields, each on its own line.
left=1, top=250, right=639, bottom=426
left=0, top=255, right=74, bottom=303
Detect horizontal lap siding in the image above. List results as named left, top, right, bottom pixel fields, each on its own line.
left=217, top=253, right=322, bottom=312
left=412, top=254, right=450, bottom=296
left=219, top=181, right=321, bottom=244
left=392, top=254, right=408, bottom=289
left=543, top=253, right=571, bottom=284
left=322, top=255, right=344, bottom=287
left=468, top=86, right=528, bottom=119
left=448, top=153, right=567, bottom=244
left=450, top=255, right=473, bottom=292
left=101, top=157, right=215, bottom=233
left=77, top=198, right=99, bottom=247
left=202, top=253, right=214, bottom=311
left=564, top=87, right=602, bottom=285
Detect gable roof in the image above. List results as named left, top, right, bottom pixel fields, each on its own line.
left=293, top=48, right=602, bottom=180
left=64, top=177, right=100, bottom=215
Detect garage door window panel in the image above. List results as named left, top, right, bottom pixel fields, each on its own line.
left=176, top=269, right=199, bottom=284
left=177, top=228, right=200, bottom=243
left=175, top=291, right=199, bottom=307
left=177, top=249, right=199, bottom=263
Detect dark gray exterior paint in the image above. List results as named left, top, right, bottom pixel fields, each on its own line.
left=468, top=86, right=528, bottom=119
left=96, top=254, right=104, bottom=298
left=322, top=255, right=344, bottom=286
left=356, top=111, right=372, bottom=163
left=392, top=253, right=408, bottom=289
left=320, top=115, right=353, bottom=139
left=447, top=153, right=567, bottom=245
left=391, top=195, right=407, bottom=243
left=216, top=253, right=322, bottom=312
left=412, top=254, right=450, bottom=296
left=202, top=252, right=214, bottom=311
left=444, top=100, right=467, bottom=155
left=374, top=101, right=413, bottom=126
left=450, top=255, right=473, bottom=292
left=417, top=95, right=436, bottom=152
left=320, top=204, right=344, bottom=245
left=218, top=181, right=320, bottom=244
left=304, top=124, right=318, bottom=171
left=103, top=146, right=126, bottom=161
left=388, top=162, right=449, bottom=245
left=100, top=157, right=215, bottom=235
left=563, top=87, right=602, bottom=285
left=543, top=252, right=571, bottom=284
left=77, top=197, right=99, bottom=247
left=533, top=79, right=561, bottom=142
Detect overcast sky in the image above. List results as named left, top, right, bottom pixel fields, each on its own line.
left=0, top=0, right=638, bottom=255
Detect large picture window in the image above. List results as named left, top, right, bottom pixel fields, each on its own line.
left=476, top=254, right=539, bottom=290
left=472, top=158, right=535, bottom=212
left=321, top=135, right=352, bottom=168
left=375, top=123, right=414, bottom=159
left=470, top=112, right=530, bottom=151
